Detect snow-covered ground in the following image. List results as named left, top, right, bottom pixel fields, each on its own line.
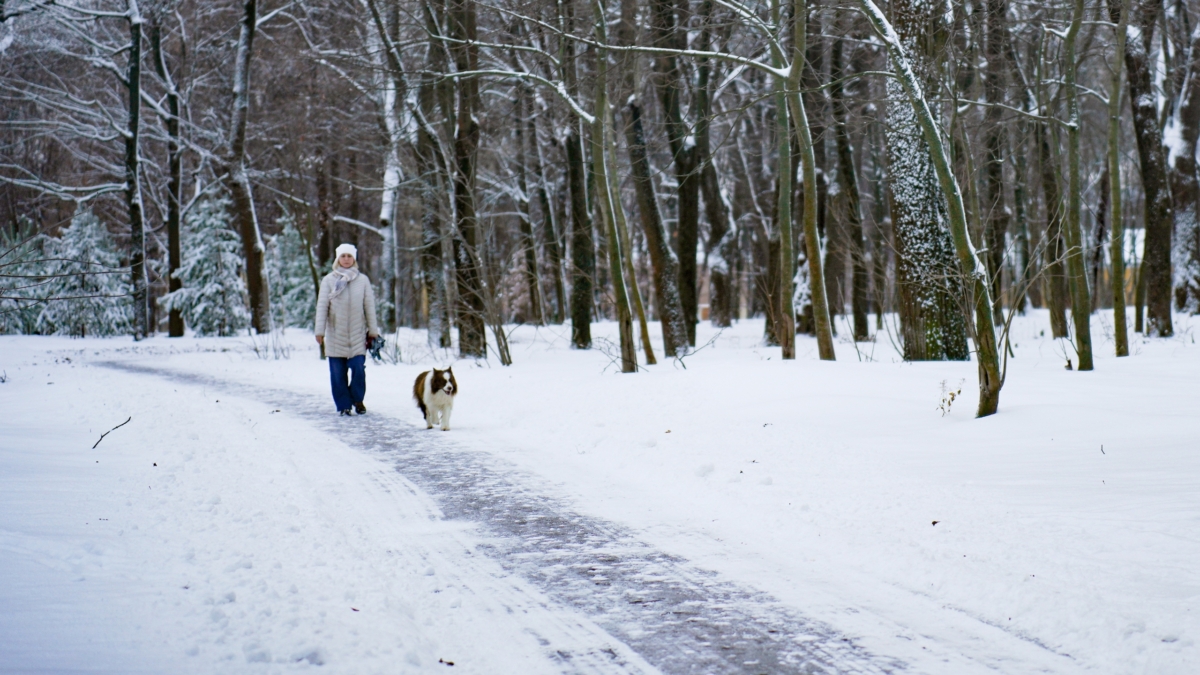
left=1, top=311, right=1197, bottom=674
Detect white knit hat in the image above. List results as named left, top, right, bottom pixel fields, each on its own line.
left=335, top=243, right=357, bottom=260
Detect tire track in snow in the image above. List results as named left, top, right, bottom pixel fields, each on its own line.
left=103, top=361, right=902, bottom=675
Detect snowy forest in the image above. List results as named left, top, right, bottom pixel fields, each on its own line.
left=5, top=2, right=1200, bottom=672
left=2, top=0, right=1199, bottom=415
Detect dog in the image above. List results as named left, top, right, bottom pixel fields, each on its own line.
left=413, top=367, right=457, bottom=431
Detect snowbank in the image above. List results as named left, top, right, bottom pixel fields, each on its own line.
left=1, top=310, right=1197, bottom=673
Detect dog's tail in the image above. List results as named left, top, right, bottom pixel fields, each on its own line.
left=413, top=370, right=429, bottom=418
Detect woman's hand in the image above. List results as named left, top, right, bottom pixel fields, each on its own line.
left=315, top=335, right=324, bottom=346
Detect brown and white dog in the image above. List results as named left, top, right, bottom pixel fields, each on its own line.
left=413, top=367, right=457, bottom=431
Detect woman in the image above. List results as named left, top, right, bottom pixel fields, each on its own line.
left=315, top=243, right=380, bottom=416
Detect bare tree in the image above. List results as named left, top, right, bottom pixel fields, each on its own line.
left=222, top=0, right=270, bottom=334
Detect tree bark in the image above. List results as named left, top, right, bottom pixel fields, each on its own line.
left=561, top=0, right=593, bottom=350
left=1063, top=0, right=1095, bottom=370
left=615, top=0, right=689, bottom=355
left=409, top=1, right=452, bottom=347
left=417, top=88, right=451, bottom=346
left=982, top=0, right=1009, bottom=326
left=695, top=0, right=735, bottom=329
left=859, top=0, right=1002, bottom=416
left=448, top=0, right=487, bottom=357
left=1109, top=0, right=1129, bottom=356
left=514, top=77, right=546, bottom=325
left=1037, top=117, right=1069, bottom=336
left=222, top=0, right=270, bottom=334
left=378, top=0, right=405, bottom=331
left=804, top=1, right=835, bottom=328
left=608, top=134, right=656, bottom=365
left=149, top=14, right=182, bottom=338
left=788, top=0, right=835, bottom=361
left=529, top=114, right=567, bottom=324
left=1167, top=10, right=1200, bottom=314
left=869, top=119, right=889, bottom=328
left=650, top=0, right=699, bottom=346
left=771, top=0, right=795, bottom=359
left=1118, top=0, right=1174, bottom=336
left=882, top=0, right=969, bottom=361
left=831, top=31, right=868, bottom=341
left=1092, top=168, right=1110, bottom=310
left=592, top=0, right=636, bottom=372
left=1012, top=125, right=1032, bottom=313
left=125, top=1, right=147, bottom=339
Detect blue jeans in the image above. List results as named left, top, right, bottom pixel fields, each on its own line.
left=328, top=355, right=366, bottom=412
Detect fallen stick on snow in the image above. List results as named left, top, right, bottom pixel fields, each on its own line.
left=92, top=416, right=132, bottom=449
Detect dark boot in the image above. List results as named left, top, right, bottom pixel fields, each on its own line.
left=353, top=401, right=367, bottom=415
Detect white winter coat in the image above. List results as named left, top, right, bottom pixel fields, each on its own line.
left=315, top=267, right=380, bottom=358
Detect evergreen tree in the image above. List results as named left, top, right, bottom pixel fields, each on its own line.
left=159, top=196, right=250, bottom=336
left=266, top=212, right=317, bottom=329
left=36, top=208, right=132, bottom=337
left=0, top=218, right=47, bottom=335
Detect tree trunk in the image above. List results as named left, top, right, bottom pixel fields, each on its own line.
left=448, top=0, right=487, bottom=357
left=413, top=3, right=451, bottom=348
left=1167, top=8, right=1200, bottom=314
left=1135, top=255, right=1147, bottom=331
left=650, top=0, right=699, bottom=346
left=566, top=127, right=594, bottom=349
left=860, top=0, right=1002, bottom=416
left=609, top=134, right=656, bottom=365
left=869, top=120, right=889, bottom=328
left=1037, top=118, right=1069, bottom=337
left=529, top=115, right=567, bottom=324
left=1118, top=0, right=1174, bottom=336
left=559, top=0, right=593, bottom=349
left=373, top=0, right=405, bottom=332
left=592, top=0, right=636, bottom=372
left=804, top=1, right=836, bottom=329
left=982, top=0, right=1009, bottom=326
left=763, top=230, right=783, bottom=346
left=695, top=0, right=735, bottom=329
left=149, top=13, right=182, bottom=338
left=831, top=30, right=869, bottom=341
left=1110, top=0, right=1130, bottom=356
left=125, top=3, right=147, bottom=339
left=416, top=117, right=450, bottom=347
left=882, top=0, right=969, bottom=362
left=514, top=78, right=546, bottom=325
left=1063, top=0, right=1095, bottom=370
left=615, top=0, right=689, bottom=355
left=1092, top=167, right=1110, bottom=311
left=788, top=0, right=835, bottom=360
left=223, top=0, right=270, bottom=335
left=1012, top=124, right=1032, bottom=313
left=771, top=0, right=795, bottom=359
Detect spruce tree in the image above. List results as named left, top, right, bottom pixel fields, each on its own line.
left=0, top=218, right=46, bottom=335
left=266, top=212, right=317, bottom=329
left=159, top=196, right=250, bottom=336
left=36, top=208, right=132, bottom=337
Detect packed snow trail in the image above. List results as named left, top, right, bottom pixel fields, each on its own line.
left=103, top=361, right=902, bottom=675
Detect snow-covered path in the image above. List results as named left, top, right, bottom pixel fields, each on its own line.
left=3, top=353, right=660, bottom=674
left=100, top=360, right=897, bottom=675
left=4, top=314, right=1196, bottom=674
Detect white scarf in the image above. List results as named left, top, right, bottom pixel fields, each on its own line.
left=329, top=266, right=359, bottom=300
